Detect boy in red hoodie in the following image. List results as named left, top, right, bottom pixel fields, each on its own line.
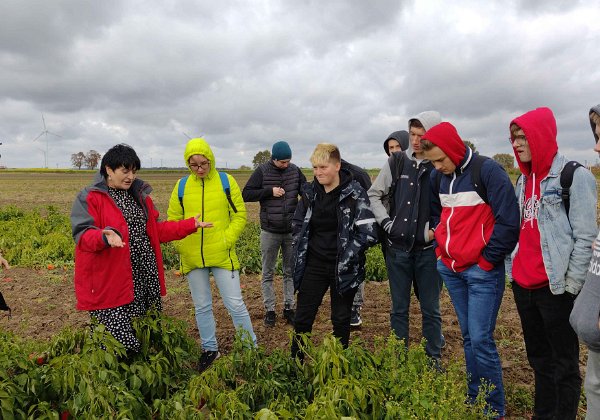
left=509, top=107, right=597, bottom=420
left=421, top=122, right=520, bottom=419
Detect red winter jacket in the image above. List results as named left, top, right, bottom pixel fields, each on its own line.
left=70, top=174, right=197, bottom=311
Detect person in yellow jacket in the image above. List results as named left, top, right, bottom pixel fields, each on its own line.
left=168, top=138, right=256, bottom=372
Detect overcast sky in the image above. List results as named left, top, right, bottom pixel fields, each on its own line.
left=0, top=0, right=599, bottom=170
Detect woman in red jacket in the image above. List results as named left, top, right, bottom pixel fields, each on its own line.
left=71, top=144, right=202, bottom=353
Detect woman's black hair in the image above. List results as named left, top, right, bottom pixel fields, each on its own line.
left=100, top=144, right=141, bottom=178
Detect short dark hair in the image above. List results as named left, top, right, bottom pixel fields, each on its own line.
left=100, top=144, right=141, bottom=178
left=420, top=139, right=436, bottom=151
left=409, top=119, right=424, bottom=130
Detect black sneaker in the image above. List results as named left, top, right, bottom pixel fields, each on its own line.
left=264, top=311, right=276, bottom=327
left=350, top=307, right=362, bottom=327
left=283, top=308, right=295, bottom=325
left=198, top=350, right=220, bottom=373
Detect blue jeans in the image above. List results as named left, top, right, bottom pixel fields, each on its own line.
left=438, top=261, right=505, bottom=417
left=187, top=268, right=257, bottom=351
left=260, top=230, right=295, bottom=311
left=386, top=246, right=442, bottom=359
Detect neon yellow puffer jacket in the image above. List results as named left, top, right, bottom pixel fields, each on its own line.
left=167, top=138, right=247, bottom=273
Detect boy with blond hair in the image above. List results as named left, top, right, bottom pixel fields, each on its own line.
left=290, top=143, right=378, bottom=358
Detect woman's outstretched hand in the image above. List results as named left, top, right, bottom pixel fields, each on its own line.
left=194, top=214, right=213, bottom=229
left=102, top=229, right=125, bottom=247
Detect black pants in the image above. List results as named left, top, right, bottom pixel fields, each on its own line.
left=512, top=283, right=581, bottom=420
left=291, top=260, right=356, bottom=358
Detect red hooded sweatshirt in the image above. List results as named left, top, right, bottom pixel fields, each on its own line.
left=510, top=107, right=558, bottom=289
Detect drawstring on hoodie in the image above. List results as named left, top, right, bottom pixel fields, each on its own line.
left=530, top=173, right=536, bottom=228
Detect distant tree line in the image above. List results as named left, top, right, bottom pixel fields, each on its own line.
left=463, top=140, right=515, bottom=170
left=71, top=150, right=102, bottom=170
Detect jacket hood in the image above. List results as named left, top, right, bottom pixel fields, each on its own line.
left=409, top=111, right=442, bottom=132
left=407, top=111, right=442, bottom=157
left=510, top=107, right=558, bottom=177
left=383, top=130, right=409, bottom=155
left=184, top=138, right=218, bottom=178
left=590, top=104, right=600, bottom=143
left=421, top=122, right=466, bottom=166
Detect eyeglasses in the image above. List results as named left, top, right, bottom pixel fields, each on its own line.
left=189, top=161, right=210, bottom=170
left=509, top=135, right=528, bottom=145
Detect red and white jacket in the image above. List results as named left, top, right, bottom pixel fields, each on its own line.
left=424, top=123, right=520, bottom=272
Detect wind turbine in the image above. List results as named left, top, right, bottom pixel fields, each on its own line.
left=181, top=132, right=203, bottom=139
left=33, top=114, right=62, bottom=168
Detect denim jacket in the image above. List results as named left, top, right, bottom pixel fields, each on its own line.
left=508, top=154, right=597, bottom=295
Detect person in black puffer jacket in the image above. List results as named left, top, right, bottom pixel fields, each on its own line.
left=242, top=141, right=306, bottom=327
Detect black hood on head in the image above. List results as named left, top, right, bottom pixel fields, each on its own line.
left=383, top=130, right=409, bottom=155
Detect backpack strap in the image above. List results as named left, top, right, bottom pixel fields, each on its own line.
left=470, top=154, right=489, bottom=204
left=387, top=152, right=405, bottom=214
left=177, top=172, right=238, bottom=214
left=219, top=172, right=238, bottom=213
left=435, top=170, right=442, bottom=196
left=177, top=175, right=189, bottom=211
left=560, top=161, right=583, bottom=216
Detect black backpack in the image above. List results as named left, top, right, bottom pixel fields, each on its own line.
left=433, top=155, right=582, bottom=214
left=559, top=161, right=584, bottom=215
left=386, top=152, right=407, bottom=213
left=515, top=160, right=583, bottom=218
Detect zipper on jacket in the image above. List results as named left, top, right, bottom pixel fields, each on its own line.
left=334, top=189, right=354, bottom=295
left=444, top=174, right=456, bottom=266
left=229, top=248, right=234, bottom=277
left=280, top=171, right=287, bottom=222
left=200, top=178, right=206, bottom=267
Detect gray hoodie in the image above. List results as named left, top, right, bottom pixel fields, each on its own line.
left=406, top=110, right=442, bottom=159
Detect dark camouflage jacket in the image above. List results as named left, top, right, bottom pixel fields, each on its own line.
left=291, top=177, right=378, bottom=294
